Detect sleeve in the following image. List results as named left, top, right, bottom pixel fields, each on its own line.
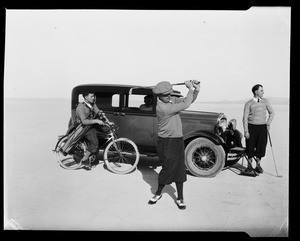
left=266, top=100, right=275, bottom=125
left=192, top=89, right=199, bottom=103
left=243, top=102, right=250, bottom=133
left=76, top=104, right=96, bottom=125
left=174, top=89, right=199, bottom=104
left=164, top=89, right=194, bottom=115
left=76, top=106, right=89, bottom=123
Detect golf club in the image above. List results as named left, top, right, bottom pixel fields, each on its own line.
left=268, top=131, right=283, bottom=178
left=128, top=80, right=200, bottom=95
left=172, top=80, right=200, bottom=86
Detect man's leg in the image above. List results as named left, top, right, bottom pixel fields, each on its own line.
left=81, top=128, right=99, bottom=168
left=148, top=137, right=165, bottom=205
left=245, top=139, right=254, bottom=170
left=245, top=124, right=258, bottom=171
left=81, top=150, right=91, bottom=165
left=254, top=124, right=268, bottom=173
left=175, top=182, right=186, bottom=210
left=148, top=184, right=164, bottom=204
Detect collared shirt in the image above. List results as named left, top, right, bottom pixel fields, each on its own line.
left=252, top=97, right=262, bottom=103
left=243, top=97, right=275, bottom=132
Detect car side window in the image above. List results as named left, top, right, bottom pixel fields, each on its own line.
left=112, top=94, right=120, bottom=107
left=127, top=94, right=154, bottom=112
left=94, top=92, right=121, bottom=111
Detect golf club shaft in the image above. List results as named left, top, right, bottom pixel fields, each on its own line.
left=268, top=131, right=281, bottom=177
left=172, top=80, right=200, bottom=86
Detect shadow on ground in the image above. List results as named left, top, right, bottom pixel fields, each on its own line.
left=137, top=157, right=177, bottom=200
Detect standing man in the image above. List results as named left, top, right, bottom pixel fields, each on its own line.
left=243, top=84, right=275, bottom=174
left=148, top=80, right=200, bottom=210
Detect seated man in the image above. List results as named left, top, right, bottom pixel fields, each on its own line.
left=170, top=90, right=183, bottom=102
left=139, top=94, right=153, bottom=111
left=221, top=119, right=243, bottom=148
left=75, top=90, right=113, bottom=169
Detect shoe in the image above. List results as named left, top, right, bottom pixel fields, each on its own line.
left=176, top=199, right=186, bottom=210
left=81, top=159, right=92, bottom=169
left=148, top=194, right=162, bottom=205
left=244, top=167, right=253, bottom=173
left=255, top=164, right=264, bottom=174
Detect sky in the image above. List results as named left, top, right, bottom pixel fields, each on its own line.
left=4, top=7, right=291, bottom=101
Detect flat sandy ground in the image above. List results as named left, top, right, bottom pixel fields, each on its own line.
left=4, top=99, right=289, bottom=237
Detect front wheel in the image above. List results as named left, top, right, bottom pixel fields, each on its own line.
left=185, top=137, right=225, bottom=177
left=104, top=138, right=140, bottom=174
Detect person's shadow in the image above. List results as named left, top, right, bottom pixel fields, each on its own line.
left=137, top=156, right=177, bottom=200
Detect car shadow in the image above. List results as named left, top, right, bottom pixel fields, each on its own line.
left=137, top=157, right=177, bottom=200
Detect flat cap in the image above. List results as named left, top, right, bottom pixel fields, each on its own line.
left=152, top=81, right=174, bottom=95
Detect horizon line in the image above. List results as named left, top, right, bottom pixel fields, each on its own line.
left=4, top=96, right=290, bottom=104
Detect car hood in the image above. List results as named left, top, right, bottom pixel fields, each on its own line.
left=180, top=110, right=221, bottom=122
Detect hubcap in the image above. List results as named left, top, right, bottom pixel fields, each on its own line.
left=193, top=146, right=217, bottom=170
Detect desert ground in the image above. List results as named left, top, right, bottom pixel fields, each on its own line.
left=4, top=99, right=289, bottom=237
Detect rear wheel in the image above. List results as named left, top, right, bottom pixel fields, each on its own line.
left=55, top=136, right=85, bottom=170
left=104, top=138, right=140, bottom=174
left=185, top=137, right=225, bottom=177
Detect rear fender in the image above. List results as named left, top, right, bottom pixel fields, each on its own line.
left=53, top=134, right=68, bottom=151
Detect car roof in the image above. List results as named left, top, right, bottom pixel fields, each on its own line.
left=72, top=84, right=154, bottom=94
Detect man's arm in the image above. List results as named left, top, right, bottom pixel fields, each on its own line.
left=191, top=81, right=200, bottom=103
left=266, top=100, right=275, bottom=128
left=164, top=89, right=194, bottom=115
left=191, top=89, right=199, bottom=103
left=173, top=82, right=199, bottom=104
left=77, top=106, right=103, bottom=126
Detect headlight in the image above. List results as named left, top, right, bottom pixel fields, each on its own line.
left=215, top=113, right=227, bottom=135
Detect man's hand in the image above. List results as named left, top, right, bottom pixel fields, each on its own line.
left=184, top=80, right=194, bottom=90
left=192, top=80, right=200, bottom=91
left=244, top=131, right=250, bottom=139
left=106, top=121, right=114, bottom=126
left=96, top=119, right=104, bottom=125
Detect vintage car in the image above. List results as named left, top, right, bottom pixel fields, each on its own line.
left=68, top=84, right=242, bottom=177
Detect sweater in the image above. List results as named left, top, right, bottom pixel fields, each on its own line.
left=156, top=89, right=196, bottom=138
left=243, top=98, right=275, bottom=133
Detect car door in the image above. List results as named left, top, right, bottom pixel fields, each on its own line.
left=116, top=89, right=157, bottom=154
left=94, top=90, right=123, bottom=126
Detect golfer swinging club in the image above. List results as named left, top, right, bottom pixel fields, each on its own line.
left=148, top=80, right=200, bottom=210
left=243, top=84, right=275, bottom=174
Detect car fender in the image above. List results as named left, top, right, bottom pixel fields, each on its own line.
left=183, top=130, right=225, bottom=146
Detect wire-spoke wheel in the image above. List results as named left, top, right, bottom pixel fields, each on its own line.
left=185, top=137, right=225, bottom=177
left=104, top=138, right=140, bottom=174
left=55, top=135, right=85, bottom=170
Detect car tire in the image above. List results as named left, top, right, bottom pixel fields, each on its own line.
left=185, top=137, right=225, bottom=178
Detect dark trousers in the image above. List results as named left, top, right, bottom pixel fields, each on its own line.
left=246, top=124, right=268, bottom=159
left=84, top=125, right=106, bottom=154
left=156, top=137, right=187, bottom=185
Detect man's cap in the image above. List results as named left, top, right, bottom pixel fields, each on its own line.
left=152, top=81, right=174, bottom=95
